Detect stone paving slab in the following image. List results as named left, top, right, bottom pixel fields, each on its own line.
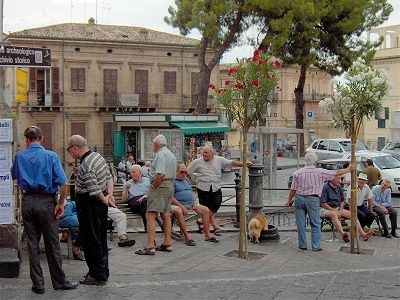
left=0, top=229, right=399, bottom=299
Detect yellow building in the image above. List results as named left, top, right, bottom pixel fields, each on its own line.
left=365, top=25, right=400, bottom=150
left=5, top=19, right=224, bottom=177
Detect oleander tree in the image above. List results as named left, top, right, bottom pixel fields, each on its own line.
left=209, top=49, right=280, bottom=258
left=319, top=58, right=389, bottom=253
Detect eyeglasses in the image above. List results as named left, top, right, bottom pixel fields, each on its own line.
left=179, top=170, right=187, bottom=174
left=66, top=145, right=74, bottom=152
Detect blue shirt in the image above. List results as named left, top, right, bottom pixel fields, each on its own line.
left=11, top=143, right=67, bottom=194
left=371, top=185, right=391, bottom=207
left=319, top=182, right=344, bottom=208
left=173, top=178, right=193, bottom=206
left=126, top=176, right=150, bottom=198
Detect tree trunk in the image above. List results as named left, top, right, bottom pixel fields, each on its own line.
left=350, top=118, right=358, bottom=253
left=294, top=65, right=307, bottom=155
left=238, top=128, right=248, bottom=259
left=197, top=65, right=212, bottom=114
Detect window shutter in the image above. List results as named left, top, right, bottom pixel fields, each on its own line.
left=52, top=67, right=60, bottom=105
left=164, top=71, right=176, bottom=94
left=37, top=122, right=53, bottom=150
left=385, top=107, right=389, bottom=120
left=191, top=72, right=200, bottom=106
left=71, top=68, right=78, bottom=91
left=103, top=122, right=113, bottom=157
left=103, top=69, right=118, bottom=106
left=78, top=68, right=85, bottom=91
left=29, top=69, right=36, bottom=91
left=135, top=70, right=148, bottom=106
left=71, top=122, right=86, bottom=137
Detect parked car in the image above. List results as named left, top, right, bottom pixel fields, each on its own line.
left=305, top=138, right=369, bottom=160
left=381, top=142, right=400, bottom=160
left=339, top=151, right=400, bottom=194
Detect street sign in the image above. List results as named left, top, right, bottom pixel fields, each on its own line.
left=15, top=68, right=28, bottom=103
left=0, top=45, right=51, bottom=67
left=306, top=110, right=314, bottom=123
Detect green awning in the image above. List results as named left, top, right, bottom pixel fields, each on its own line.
left=171, top=121, right=230, bottom=135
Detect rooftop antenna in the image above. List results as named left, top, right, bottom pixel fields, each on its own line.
left=95, top=0, right=98, bottom=24
left=70, top=0, right=74, bottom=22
left=84, top=0, right=86, bottom=21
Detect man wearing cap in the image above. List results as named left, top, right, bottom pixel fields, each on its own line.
left=346, top=173, right=376, bottom=231
left=371, top=179, right=398, bottom=238
left=285, top=153, right=354, bottom=251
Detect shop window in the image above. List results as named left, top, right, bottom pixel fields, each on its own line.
left=71, top=68, right=85, bottom=92
left=142, top=129, right=182, bottom=160
left=164, top=71, right=176, bottom=94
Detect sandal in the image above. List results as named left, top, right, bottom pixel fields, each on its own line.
left=135, top=248, right=155, bottom=255
left=205, top=236, right=219, bottom=243
left=213, top=228, right=222, bottom=236
left=185, top=239, right=196, bottom=246
left=155, top=244, right=172, bottom=252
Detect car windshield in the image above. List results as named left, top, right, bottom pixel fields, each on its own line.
left=339, top=141, right=369, bottom=152
left=373, top=155, right=400, bottom=170
left=384, top=142, right=400, bottom=151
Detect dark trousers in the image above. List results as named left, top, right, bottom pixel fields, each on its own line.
left=357, top=205, right=375, bottom=228
left=373, top=205, right=398, bottom=234
left=128, top=197, right=147, bottom=230
left=75, top=193, right=109, bottom=281
left=22, top=195, right=66, bottom=289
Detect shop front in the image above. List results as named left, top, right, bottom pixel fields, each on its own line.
left=113, top=113, right=230, bottom=164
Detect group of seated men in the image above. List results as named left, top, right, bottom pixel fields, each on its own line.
left=320, top=172, right=398, bottom=242
left=120, top=163, right=220, bottom=245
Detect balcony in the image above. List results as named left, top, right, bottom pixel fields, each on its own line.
left=95, top=92, right=158, bottom=113
left=292, top=92, right=331, bottom=102
left=26, top=91, right=63, bottom=112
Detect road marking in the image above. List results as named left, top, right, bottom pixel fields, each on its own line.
left=112, top=265, right=400, bottom=287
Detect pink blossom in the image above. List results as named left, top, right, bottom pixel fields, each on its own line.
left=273, top=59, right=281, bottom=68
left=208, top=83, right=215, bottom=90
left=224, top=80, right=231, bottom=85
left=251, top=80, right=260, bottom=87
left=234, top=82, right=244, bottom=89
left=218, top=87, right=226, bottom=94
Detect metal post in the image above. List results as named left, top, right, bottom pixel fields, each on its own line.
left=248, top=163, right=264, bottom=220
left=234, top=172, right=241, bottom=227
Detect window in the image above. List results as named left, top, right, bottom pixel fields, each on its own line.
left=71, top=122, right=86, bottom=137
left=317, top=140, right=329, bottom=150
left=328, top=141, right=342, bottom=152
left=71, top=68, right=85, bottom=92
left=103, top=122, right=114, bottom=157
left=378, top=119, right=386, bottom=128
left=103, top=69, right=118, bottom=106
left=164, top=71, right=176, bottom=94
left=135, top=70, right=148, bottom=107
left=36, top=122, right=53, bottom=150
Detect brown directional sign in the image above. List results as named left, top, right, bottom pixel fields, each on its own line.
left=0, top=45, right=51, bottom=67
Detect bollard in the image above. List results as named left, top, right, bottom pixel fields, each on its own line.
left=248, top=163, right=264, bottom=219
left=234, top=172, right=241, bottom=228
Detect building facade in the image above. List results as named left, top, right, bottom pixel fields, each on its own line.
left=366, top=24, right=400, bottom=150
left=5, top=19, right=223, bottom=177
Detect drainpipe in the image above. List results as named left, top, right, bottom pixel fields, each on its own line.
left=180, top=47, right=184, bottom=110
left=61, top=40, right=66, bottom=166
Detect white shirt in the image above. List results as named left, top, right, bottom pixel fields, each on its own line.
left=346, top=184, right=372, bottom=206
left=187, top=155, right=232, bottom=192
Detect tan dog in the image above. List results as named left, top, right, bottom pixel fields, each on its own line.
left=248, top=214, right=267, bottom=243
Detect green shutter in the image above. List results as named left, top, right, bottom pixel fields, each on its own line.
left=378, top=137, right=386, bottom=151
left=385, top=107, right=389, bottom=120
left=113, top=131, right=125, bottom=157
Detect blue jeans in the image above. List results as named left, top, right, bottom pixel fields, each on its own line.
left=294, top=195, right=321, bottom=251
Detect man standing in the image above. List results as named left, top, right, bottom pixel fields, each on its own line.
left=67, top=135, right=115, bottom=285
left=371, top=179, right=398, bottom=238
left=346, top=173, right=376, bottom=230
left=187, top=146, right=251, bottom=236
left=320, top=177, right=373, bottom=242
left=363, top=159, right=381, bottom=188
left=285, top=153, right=353, bottom=251
left=135, top=135, right=177, bottom=255
left=171, top=163, right=219, bottom=245
left=11, top=126, right=77, bottom=294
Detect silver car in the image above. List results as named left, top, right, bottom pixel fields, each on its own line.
left=381, top=142, right=400, bottom=160
left=305, top=138, right=369, bottom=160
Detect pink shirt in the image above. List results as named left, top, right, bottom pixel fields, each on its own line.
left=291, top=165, right=336, bottom=196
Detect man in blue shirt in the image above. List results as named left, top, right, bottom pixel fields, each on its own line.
left=11, top=126, right=77, bottom=294
left=371, top=179, right=398, bottom=238
left=171, top=163, right=219, bottom=245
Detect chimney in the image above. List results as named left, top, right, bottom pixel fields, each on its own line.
left=88, top=17, right=95, bottom=25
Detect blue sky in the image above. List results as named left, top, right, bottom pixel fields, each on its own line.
left=3, top=0, right=399, bottom=63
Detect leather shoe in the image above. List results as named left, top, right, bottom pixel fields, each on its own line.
left=79, top=275, right=106, bottom=286
left=73, top=252, right=85, bottom=261
left=54, top=280, right=78, bottom=290
left=383, top=232, right=392, bottom=238
left=313, top=248, right=323, bottom=252
left=118, top=239, right=135, bottom=247
left=32, top=286, right=45, bottom=294
left=391, top=231, right=399, bottom=238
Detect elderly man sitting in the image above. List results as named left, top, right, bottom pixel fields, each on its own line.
left=171, top=163, right=219, bottom=244
left=371, top=179, right=399, bottom=238
left=320, top=176, right=373, bottom=242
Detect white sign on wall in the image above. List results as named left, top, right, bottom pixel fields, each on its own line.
left=0, top=119, right=13, bottom=225
left=0, top=119, right=12, bottom=142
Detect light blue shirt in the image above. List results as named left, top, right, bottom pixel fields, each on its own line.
left=371, top=185, right=391, bottom=207
left=150, top=146, right=177, bottom=179
left=125, top=176, right=150, bottom=198
left=11, top=143, right=67, bottom=194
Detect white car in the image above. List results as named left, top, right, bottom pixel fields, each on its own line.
left=305, top=138, right=369, bottom=160
left=342, top=151, right=400, bottom=194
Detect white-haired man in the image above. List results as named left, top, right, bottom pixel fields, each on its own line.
left=285, top=153, right=354, bottom=252
left=187, top=145, right=251, bottom=236
left=371, top=179, right=398, bottom=238
left=135, top=135, right=177, bottom=255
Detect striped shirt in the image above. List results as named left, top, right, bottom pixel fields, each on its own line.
left=75, top=151, right=112, bottom=196
left=291, top=165, right=336, bottom=196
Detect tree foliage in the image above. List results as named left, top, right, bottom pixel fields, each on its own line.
left=165, top=0, right=250, bottom=113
